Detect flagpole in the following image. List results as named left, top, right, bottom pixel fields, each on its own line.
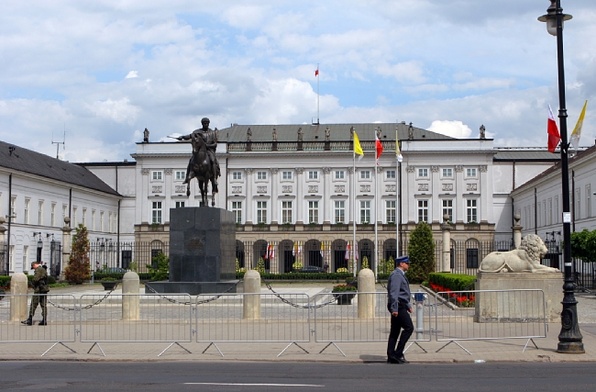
left=396, top=126, right=400, bottom=259
left=316, top=64, right=320, bottom=125
left=352, top=127, right=357, bottom=277
left=374, top=130, right=379, bottom=281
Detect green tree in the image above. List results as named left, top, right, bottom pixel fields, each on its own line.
left=255, top=257, right=266, bottom=274
left=407, top=221, right=435, bottom=283
left=571, top=229, right=596, bottom=262
left=147, top=252, right=169, bottom=281
left=64, top=224, right=91, bottom=284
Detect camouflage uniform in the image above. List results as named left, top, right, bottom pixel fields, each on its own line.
left=22, top=262, right=50, bottom=325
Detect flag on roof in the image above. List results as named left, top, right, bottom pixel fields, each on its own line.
left=570, top=100, right=588, bottom=152
left=547, top=105, right=560, bottom=153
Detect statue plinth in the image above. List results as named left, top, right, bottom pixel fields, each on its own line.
left=146, top=207, right=237, bottom=295
left=475, top=272, right=563, bottom=322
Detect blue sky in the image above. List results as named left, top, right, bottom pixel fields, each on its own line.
left=1, top=0, right=595, bottom=162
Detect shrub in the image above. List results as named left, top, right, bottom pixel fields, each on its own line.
left=407, top=221, right=435, bottom=283
left=64, top=224, right=91, bottom=284
left=147, top=252, right=169, bottom=281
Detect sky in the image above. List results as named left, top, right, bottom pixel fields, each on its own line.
left=1, top=0, right=595, bottom=162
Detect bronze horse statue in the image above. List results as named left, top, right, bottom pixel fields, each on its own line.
left=187, top=132, right=217, bottom=206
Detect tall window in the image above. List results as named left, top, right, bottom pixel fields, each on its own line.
left=442, top=199, right=453, bottom=222
left=335, top=170, right=345, bottom=180
left=281, top=201, right=293, bottom=224
left=417, top=199, right=429, bottom=222
left=282, top=171, right=293, bottom=180
left=334, top=200, right=345, bottom=223
left=50, top=203, right=55, bottom=226
left=465, top=168, right=477, bottom=178
left=256, top=201, right=268, bottom=224
left=360, top=200, right=371, bottom=224
left=231, top=201, right=242, bottom=223
left=41, top=201, right=46, bottom=225
left=257, top=171, right=267, bottom=180
left=360, top=170, right=371, bottom=180
left=24, top=198, right=30, bottom=224
left=308, top=200, right=319, bottom=223
left=232, top=171, right=242, bottom=180
left=10, top=196, right=16, bottom=221
left=308, top=170, right=319, bottom=180
left=466, top=199, right=478, bottom=222
left=386, top=200, right=396, bottom=223
left=418, top=168, right=429, bottom=178
left=442, top=168, right=453, bottom=178
left=82, top=208, right=87, bottom=226
left=386, top=170, right=396, bottom=180
left=100, top=211, right=105, bottom=230
left=151, top=202, right=162, bottom=224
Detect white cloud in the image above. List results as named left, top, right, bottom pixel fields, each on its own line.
left=428, top=120, right=473, bottom=138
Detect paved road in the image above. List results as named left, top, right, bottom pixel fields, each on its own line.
left=1, top=361, right=595, bottom=392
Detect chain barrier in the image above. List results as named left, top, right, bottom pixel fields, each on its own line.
left=144, top=278, right=244, bottom=305
left=48, top=285, right=119, bottom=311
left=264, top=281, right=336, bottom=309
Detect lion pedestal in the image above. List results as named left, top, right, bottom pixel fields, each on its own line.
left=475, top=272, right=563, bottom=322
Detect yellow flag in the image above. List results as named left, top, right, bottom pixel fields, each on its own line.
left=353, top=131, right=364, bottom=159
left=570, top=100, right=588, bottom=151
left=395, top=128, right=403, bottom=162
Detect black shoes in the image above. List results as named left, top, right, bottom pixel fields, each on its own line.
left=387, top=355, right=409, bottom=364
left=38, top=320, right=47, bottom=326
left=21, top=318, right=32, bottom=326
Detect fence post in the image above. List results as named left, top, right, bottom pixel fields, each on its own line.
left=10, top=272, right=28, bottom=321
left=357, top=268, right=375, bottom=319
left=122, top=271, right=140, bottom=320
left=243, top=269, right=261, bottom=319
left=441, top=215, right=452, bottom=272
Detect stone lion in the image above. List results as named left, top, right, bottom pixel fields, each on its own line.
left=479, top=234, right=560, bottom=273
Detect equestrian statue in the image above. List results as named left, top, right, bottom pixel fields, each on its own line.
left=176, top=117, right=221, bottom=207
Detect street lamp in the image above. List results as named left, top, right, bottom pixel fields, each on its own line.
left=538, top=0, right=584, bottom=354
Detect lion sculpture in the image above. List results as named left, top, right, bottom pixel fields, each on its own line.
left=479, top=234, right=560, bottom=273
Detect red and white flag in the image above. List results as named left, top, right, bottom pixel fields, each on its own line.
left=547, top=105, right=560, bottom=153
left=314, top=68, right=319, bottom=77
left=345, top=243, right=351, bottom=260
left=375, top=133, right=384, bottom=160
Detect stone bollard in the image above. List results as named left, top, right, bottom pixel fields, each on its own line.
left=357, top=268, right=376, bottom=319
left=10, top=273, right=29, bottom=322
left=122, top=271, right=140, bottom=320
left=243, top=270, right=261, bottom=319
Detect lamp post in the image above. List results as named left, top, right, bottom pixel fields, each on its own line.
left=538, top=0, right=584, bottom=353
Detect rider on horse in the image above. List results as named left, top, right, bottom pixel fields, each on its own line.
left=178, top=117, right=221, bottom=192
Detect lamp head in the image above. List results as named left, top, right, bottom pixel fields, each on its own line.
left=538, top=0, right=572, bottom=37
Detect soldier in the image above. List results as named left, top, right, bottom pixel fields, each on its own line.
left=21, top=260, right=50, bottom=326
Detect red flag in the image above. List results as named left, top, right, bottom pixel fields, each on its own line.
left=375, top=134, right=384, bottom=159
left=547, top=105, right=560, bottom=153
left=314, top=68, right=319, bottom=77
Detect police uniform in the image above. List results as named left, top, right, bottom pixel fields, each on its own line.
left=386, top=256, right=414, bottom=363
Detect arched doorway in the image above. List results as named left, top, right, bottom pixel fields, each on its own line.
left=235, top=240, right=245, bottom=270
left=279, top=239, right=295, bottom=273
left=331, top=239, right=348, bottom=272
left=304, top=239, right=323, bottom=268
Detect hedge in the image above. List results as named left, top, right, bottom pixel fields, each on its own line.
left=428, top=272, right=476, bottom=291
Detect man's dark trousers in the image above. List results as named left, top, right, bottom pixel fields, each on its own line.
left=387, top=305, right=414, bottom=359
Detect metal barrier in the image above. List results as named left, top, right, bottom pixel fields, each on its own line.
left=0, top=294, right=78, bottom=356
left=312, top=291, right=433, bottom=356
left=433, top=289, right=547, bottom=354
left=195, top=292, right=311, bottom=356
left=79, top=293, right=193, bottom=356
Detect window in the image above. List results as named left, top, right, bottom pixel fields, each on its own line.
left=417, top=168, right=429, bottom=178
left=334, top=200, right=345, bottom=224
left=92, top=210, right=96, bottom=230
left=282, top=171, right=293, bottom=180
left=587, top=184, right=593, bottom=218
left=100, top=211, right=105, bottom=231
left=360, top=200, right=371, bottom=224
left=466, top=248, right=479, bottom=269
left=256, top=171, right=267, bottom=180
left=232, top=171, right=242, bottom=180
left=175, top=170, right=186, bottom=181
left=151, top=202, right=162, bottom=224
left=442, top=199, right=453, bottom=222
left=82, top=208, right=87, bottom=226
left=24, top=198, right=30, bottom=224
left=308, top=170, right=319, bottom=180
left=231, top=201, right=242, bottom=223
left=175, top=201, right=185, bottom=208
left=37, top=200, right=43, bottom=226
left=63, top=205, right=68, bottom=223
left=256, top=201, right=268, bottom=223
left=417, top=199, right=429, bottom=222
left=73, top=206, right=78, bottom=226
left=465, top=168, right=477, bottom=178
left=281, top=201, right=293, bottom=223
left=442, top=168, right=453, bottom=178
left=360, top=170, right=371, bottom=180
left=10, top=196, right=16, bottom=221
left=386, top=200, right=396, bottom=223
left=386, top=170, right=396, bottom=180
left=466, top=199, right=478, bottom=223
left=335, top=170, right=345, bottom=180
left=308, top=200, right=319, bottom=223
left=151, top=171, right=163, bottom=181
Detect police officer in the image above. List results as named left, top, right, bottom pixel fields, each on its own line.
left=21, top=260, right=50, bottom=326
left=386, top=256, right=414, bottom=364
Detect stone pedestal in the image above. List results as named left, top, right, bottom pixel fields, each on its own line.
left=146, top=207, right=237, bottom=295
left=475, top=272, right=563, bottom=322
